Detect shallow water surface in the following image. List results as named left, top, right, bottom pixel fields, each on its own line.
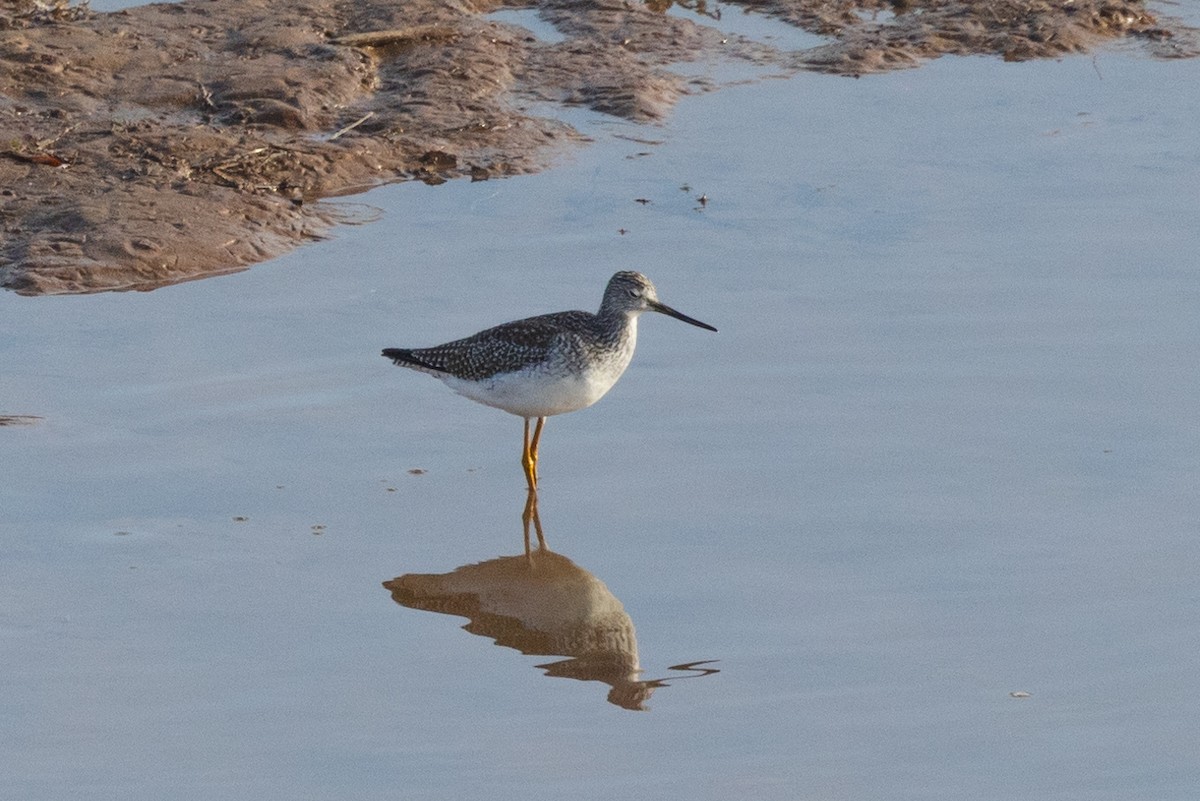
left=4, top=24, right=1200, bottom=801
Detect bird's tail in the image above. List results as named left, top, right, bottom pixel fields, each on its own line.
left=382, top=348, right=441, bottom=371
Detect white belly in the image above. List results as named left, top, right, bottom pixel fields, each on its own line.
left=440, top=329, right=637, bottom=418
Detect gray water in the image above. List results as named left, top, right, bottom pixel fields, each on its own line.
left=3, top=10, right=1200, bottom=801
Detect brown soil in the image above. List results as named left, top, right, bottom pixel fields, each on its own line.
left=1, top=0, right=1194, bottom=295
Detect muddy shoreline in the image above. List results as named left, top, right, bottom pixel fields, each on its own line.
left=1, top=0, right=1193, bottom=295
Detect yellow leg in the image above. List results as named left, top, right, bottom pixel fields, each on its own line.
left=522, top=417, right=538, bottom=490
left=528, top=419, right=542, bottom=489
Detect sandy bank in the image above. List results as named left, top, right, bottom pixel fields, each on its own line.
left=1, top=0, right=1192, bottom=295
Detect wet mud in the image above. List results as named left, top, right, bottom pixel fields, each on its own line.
left=0, top=413, right=42, bottom=425
left=1, top=0, right=1194, bottom=295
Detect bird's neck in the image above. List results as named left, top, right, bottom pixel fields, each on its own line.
left=596, top=308, right=638, bottom=348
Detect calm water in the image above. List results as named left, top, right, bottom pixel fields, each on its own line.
left=4, top=8, right=1200, bottom=800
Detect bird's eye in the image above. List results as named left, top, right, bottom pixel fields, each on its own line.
left=627, top=288, right=639, bottom=298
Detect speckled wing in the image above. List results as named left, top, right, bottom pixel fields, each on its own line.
left=384, top=310, right=595, bottom=381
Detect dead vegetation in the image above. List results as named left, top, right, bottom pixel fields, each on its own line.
left=0, top=0, right=89, bottom=29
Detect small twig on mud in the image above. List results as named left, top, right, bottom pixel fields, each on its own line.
left=35, top=123, right=79, bottom=150
left=331, top=26, right=458, bottom=49
left=207, top=145, right=297, bottom=191
left=198, top=84, right=216, bottom=110
left=328, top=112, right=375, bottom=141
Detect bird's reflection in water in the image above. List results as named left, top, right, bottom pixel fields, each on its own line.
left=383, top=490, right=718, bottom=711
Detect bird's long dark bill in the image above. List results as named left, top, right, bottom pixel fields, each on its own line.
left=649, top=300, right=718, bottom=332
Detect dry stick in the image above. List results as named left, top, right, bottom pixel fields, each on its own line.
left=328, top=112, right=375, bottom=141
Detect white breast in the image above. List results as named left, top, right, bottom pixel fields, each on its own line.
left=441, top=319, right=638, bottom=419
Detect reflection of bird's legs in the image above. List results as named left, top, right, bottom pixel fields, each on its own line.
left=530, top=490, right=546, bottom=551
left=523, top=488, right=533, bottom=560
left=522, top=487, right=547, bottom=560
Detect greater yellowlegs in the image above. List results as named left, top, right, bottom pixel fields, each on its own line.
left=382, top=271, right=717, bottom=489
